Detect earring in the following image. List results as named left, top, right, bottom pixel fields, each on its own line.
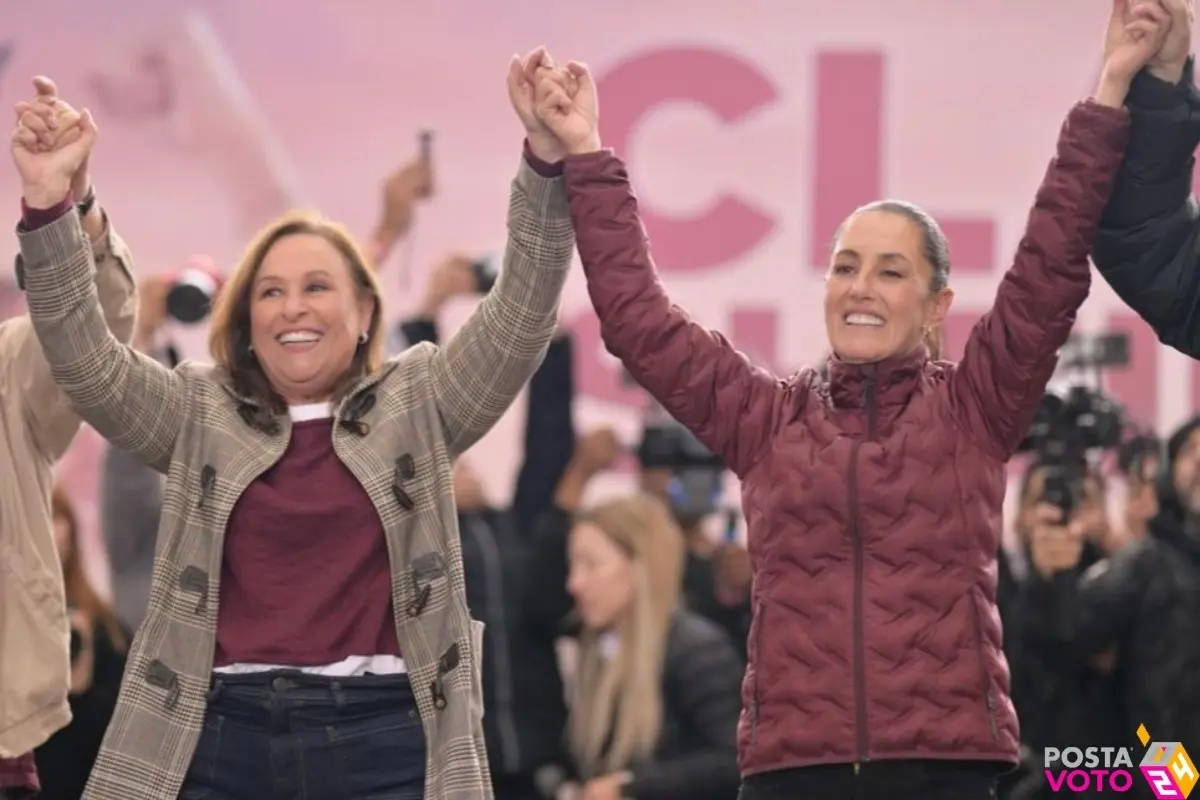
left=358, top=332, right=369, bottom=344
left=247, top=343, right=254, bottom=354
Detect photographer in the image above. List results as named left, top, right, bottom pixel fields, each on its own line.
left=1116, top=434, right=1162, bottom=546
left=1003, top=463, right=1124, bottom=800
left=1018, top=412, right=1200, bottom=775
left=636, top=418, right=751, bottom=660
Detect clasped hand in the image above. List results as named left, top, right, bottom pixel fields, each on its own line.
left=9, top=76, right=95, bottom=209
left=507, top=46, right=602, bottom=162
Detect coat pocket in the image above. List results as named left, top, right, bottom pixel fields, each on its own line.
left=967, top=589, right=999, bottom=742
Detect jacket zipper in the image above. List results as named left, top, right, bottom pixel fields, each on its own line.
left=968, top=590, right=999, bottom=742
left=749, top=600, right=764, bottom=749
left=848, top=375, right=876, bottom=763
left=465, top=515, right=521, bottom=772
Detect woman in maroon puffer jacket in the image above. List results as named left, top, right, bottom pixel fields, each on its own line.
left=520, top=7, right=1166, bottom=799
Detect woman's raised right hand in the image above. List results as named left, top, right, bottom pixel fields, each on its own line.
left=508, top=47, right=571, bottom=163
left=10, top=76, right=96, bottom=208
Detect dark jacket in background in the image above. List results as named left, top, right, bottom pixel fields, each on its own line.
left=399, top=317, right=574, bottom=783
left=1018, top=440, right=1200, bottom=798
left=526, top=507, right=742, bottom=799
left=100, top=347, right=172, bottom=631
left=34, top=621, right=128, bottom=800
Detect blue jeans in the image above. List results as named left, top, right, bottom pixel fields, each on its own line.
left=179, top=670, right=426, bottom=800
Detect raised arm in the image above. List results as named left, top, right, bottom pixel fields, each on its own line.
left=426, top=52, right=577, bottom=457
left=427, top=152, right=573, bottom=457
left=10, top=82, right=139, bottom=461
left=534, top=60, right=786, bottom=478
left=16, top=204, right=137, bottom=462
left=14, top=97, right=186, bottom=472
left=949, top=50, right=1147, bottom=457
left=1091, top=38, right=1200, bottom=357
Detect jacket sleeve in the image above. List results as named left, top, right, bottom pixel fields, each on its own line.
left=16, top=212, right=139, bottom=462
left=949, top=101, right=1130, bottom=458
left=511, top=334, right=575, bottom=534
left=1091, top=60, right=1200, bottom=358
left=627, top=616, right=742, bottom=800
left=428, top=151, right=574, bottom=458
left=563, top=152, right=788, bottom=479
left=19, top=211, right=186, bottom=473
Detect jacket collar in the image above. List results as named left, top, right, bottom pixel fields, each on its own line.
left=826, top=346, right=928, bottom=410
left=217, top=362, right=400, bottom=416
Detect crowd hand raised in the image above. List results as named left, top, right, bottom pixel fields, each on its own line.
left=372, top=154, right=434, bottom=258
left=508, top=47, right=573, bottom=163
left=1097, top=0, right=1173, bottom=103
left=1028, top=503, right=1086, bottom=579
left=11, top=76, right=97, bottom=209
left=574, top=426, right=621, bottom=475
left=1147, top=0, right=1194, bottom=83
left=417, top=253, right=477, bottom=316
left=533, top=60, right=601, bottom=156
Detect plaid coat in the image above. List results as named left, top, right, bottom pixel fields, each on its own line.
left=17, top=153, right=574, bottom=800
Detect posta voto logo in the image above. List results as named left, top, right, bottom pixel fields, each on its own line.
left=1137, top=724, right=1197, bottom=799
left=1042, top=726, right=1196, bottom=796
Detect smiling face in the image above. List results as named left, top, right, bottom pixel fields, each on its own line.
left=247, top=232, right=376, bottom=405
left=824, top=209, right=953, bottom=364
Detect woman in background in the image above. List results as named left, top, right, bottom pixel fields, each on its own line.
left=34, top=486, right=130, bottom=800
left=531, top=492, right=742, bottom=800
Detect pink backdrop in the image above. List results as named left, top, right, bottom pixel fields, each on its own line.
left=2, top=0, right=1196, bottom=593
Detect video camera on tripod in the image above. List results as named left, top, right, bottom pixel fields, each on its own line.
left=1015, top=332, right=1129, bottom=518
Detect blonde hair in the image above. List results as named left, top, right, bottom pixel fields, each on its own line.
left=207, top=210, right=386, bottom=412
left=569, top=494, right=685, bottom=778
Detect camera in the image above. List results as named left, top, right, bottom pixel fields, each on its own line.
left=166, top=257, right=224, bottom=324
left=624, top=369, right=728, bottom=522
left=1016, top=332, right=1129, bottom=517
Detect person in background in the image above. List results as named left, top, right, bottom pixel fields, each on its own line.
left=637, top=437, right=752, bottom=662
left=528, top=484, right=742, bottom=800
left=0, top=79, right=136, bottom=800
left=395, top=250, right=577, bottom=800
left=1116, top=434, right=1162, bottom=546
left=1019, top=412, right=1200, bottom=799
left=13, top=49, right=573, bottom=800
left=1088, top=0, right=1200, bottom=360
left=34, top=486, right=130, bottom=800
left=1001, top=464, right=1124, bottom=800
left=528, top=6, right=1163, bottom=795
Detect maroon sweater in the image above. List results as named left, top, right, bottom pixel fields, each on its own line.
left=214, top=416, right=399, bottom=667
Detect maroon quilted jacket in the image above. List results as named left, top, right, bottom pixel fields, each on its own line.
left=561, top=100, right=1129, bottom=776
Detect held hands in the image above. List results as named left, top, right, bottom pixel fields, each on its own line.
left=507, top=47, right=601, bottom=160
left=1147, top=0, right=1194, bottom=83
left=1027, top=503, right=1086, bottom=579
left=11, top=76, right=96, bottom=209
left=1097, top=0, right=1174, bottom=103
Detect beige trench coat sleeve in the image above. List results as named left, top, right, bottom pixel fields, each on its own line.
left=427, top=153, right=575, bottom=457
